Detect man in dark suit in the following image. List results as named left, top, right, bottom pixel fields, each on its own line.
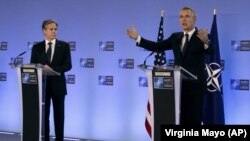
left=127, top=7, right=214, bottom=125
left=30, top=19, right=72, bottom=141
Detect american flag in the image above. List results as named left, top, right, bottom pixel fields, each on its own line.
left=154, top=12, right=166, bottom=67
left=145, top=10, right=166, bottom=139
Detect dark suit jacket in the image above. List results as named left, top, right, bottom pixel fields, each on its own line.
left=30, top=39, right=72, bottom=96
left=139, top=29, right=215, bottom=124
left=138, top=29, right=214, bottom=83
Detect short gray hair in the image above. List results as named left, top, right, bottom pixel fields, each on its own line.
left=180, top=7, right=196, bottom=20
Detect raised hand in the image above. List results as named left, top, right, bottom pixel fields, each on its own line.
left=197, top=28, right=209, bottom=43
left=127, top=26, right=139, bottom=40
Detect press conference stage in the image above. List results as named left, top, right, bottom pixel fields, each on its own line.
left=0, top=131, right=103, bottom=141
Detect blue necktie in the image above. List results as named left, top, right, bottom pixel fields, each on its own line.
left=47, top=42, right=52, bottom=63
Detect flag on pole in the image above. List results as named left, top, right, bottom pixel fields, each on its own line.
left=154, top=12, right=166, bottom=67
left=203, top=9, right=225, bottom=124
left=145, top=10, right=166, bottom=139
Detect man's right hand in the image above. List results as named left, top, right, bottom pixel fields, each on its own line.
left=127, top=26, right=138, bottom=40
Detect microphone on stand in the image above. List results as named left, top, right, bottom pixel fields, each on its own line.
left=10, top=51, right=27, bottom=67
left=137, top=51, right=154, bottom=70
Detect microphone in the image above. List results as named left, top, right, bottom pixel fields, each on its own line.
left=12, top=51, right=27, bottom=66
left=137, top=51, right=154, bottom=70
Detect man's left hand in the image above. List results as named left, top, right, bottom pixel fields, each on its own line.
left=197, top=28, right=209, bottom=43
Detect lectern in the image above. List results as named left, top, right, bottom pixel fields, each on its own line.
left=141, top=65, right=197, bottom=141
left=12, top=64, right=59, bottom=141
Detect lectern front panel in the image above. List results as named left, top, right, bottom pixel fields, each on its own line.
left=152, top=70, right=176, bottom=141
left=21, top=68, right=40, bottom=141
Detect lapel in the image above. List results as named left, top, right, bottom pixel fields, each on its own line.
left=52, top=40, right=58, bottom=64
left=37, top=41, right=49, bottom=65
left=51, top=39, right=61, bottom=64
left=42, top=41, right=46, bottom=53
left=41, top=41, right=47, bottom=63
left=176, top=33, right=183, bottom=56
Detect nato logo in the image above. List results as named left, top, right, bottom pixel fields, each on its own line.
left=80, top=58, right=94, bottom=68
left=231, top=41, right=240, bottom=51
left=99, top=41, right=114, bottom=51
left=205, top=62, right=223, bottom=92
left=98, top=75, right=113, bottom=86
left=139, top=77, right=148, bottom=87
left=153, top=77, right=173, bottom=89
left=69, top=41, right=76, bottom=51
left=119, top=59, right=134, bottom=69
left=67, top=74, right=75, bottom=84
left=0, top=42, right=7, bottom=51
left=230, top=79, right=249, bottom=90
left=153, top=77, right=164, bottom=89
left=22, top=73, right=30, bottom=84
left=231, top=40, right=250, bottom=51
left=0, top=72, right=7, bottom=81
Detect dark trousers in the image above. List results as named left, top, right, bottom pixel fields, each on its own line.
left=180, top=80, right=204, bottom=125
left=44, top=90, right=65, bottom=141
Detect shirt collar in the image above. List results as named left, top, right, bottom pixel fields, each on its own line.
left=183, top=28, right=195, bottom=38
left=45, top=39, right=56, bottom=45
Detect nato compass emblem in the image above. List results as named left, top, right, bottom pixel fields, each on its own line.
left=205, top=62, right=222, bottom=92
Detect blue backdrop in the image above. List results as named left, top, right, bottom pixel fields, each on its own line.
left=0, top=0, right=250, bottom=140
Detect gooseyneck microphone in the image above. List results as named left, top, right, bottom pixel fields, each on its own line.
left=13, top=51, right=27, bottom=66
left=137, top=51, right=155, bottom=70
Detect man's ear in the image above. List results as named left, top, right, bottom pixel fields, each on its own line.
left=42, top=29, right=46, bottom=35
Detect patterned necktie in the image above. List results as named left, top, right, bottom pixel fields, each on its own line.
left=182, top=33, right=189, bottom=55
left=47, top=42, right=52, bottom=63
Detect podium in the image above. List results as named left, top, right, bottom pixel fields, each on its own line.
left=11, top=63, right=59, bottom=141
left=141, top=65, right=197, bottom=141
